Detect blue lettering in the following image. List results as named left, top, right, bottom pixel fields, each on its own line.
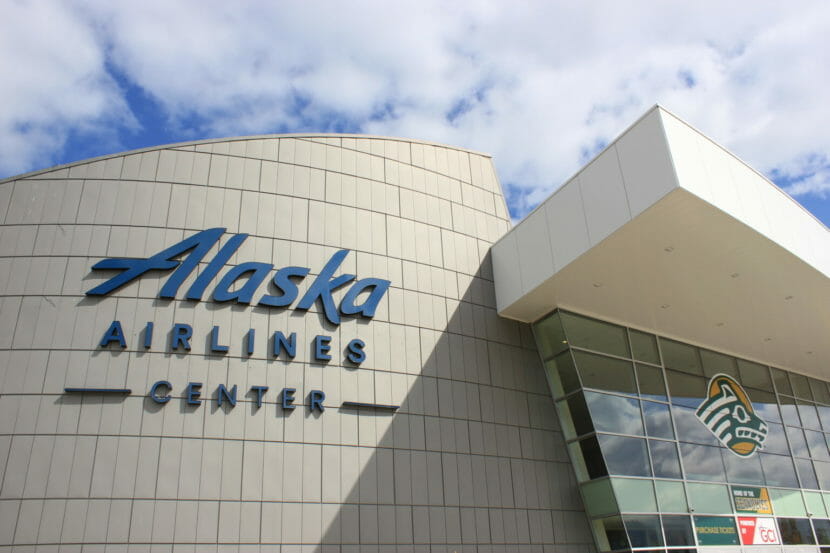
left=171, top=323, right=193, bottom=350
left=100, top=320, right=127, bottom=348
left=273, top=331, right=297, bottom=358
left=185, top=233, right=248, bottom=300
left=210, top=325, right=228, bottom=353
left=346, top=338, right=366, bottom=364
left=143, top=321, right=153, bottom=349
left=250, top=385, right=269, bottom=408
left=310, top=390, right=325, bottom=412
left=213, top=262, right=273, bottom=304
left=296, top=250, right=355, bottom=324
left=340, top=278, right=391, bottom=319
left=186, top=382, right=202, bottom=405
left=246, top=329, right=255, bottom=356
left=217, top=384, right=237, bottom=407
left=259, top=266, right=310, bottom=307
left=282, top=388, right=296, bottom=409
left=314, top=335, right=332, bottom=361
left=150, top=380, right=172, bottom=403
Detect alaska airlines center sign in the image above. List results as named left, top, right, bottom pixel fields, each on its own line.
left=71, top=228, right=395, bottom=412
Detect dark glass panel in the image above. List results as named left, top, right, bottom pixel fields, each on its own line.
left=738, top=359, right=772, bottom=389
left=773, top=367, right=793, bottom=395
left=533, top=311, right=568, bottom=359
left=649, top=439, right=682, bottom=479
left=792, top=373, right=814, bottom=400
left=623, top=515, right=663, bottom=548
left=585, top=391, right=644, bottom=436
left=797, top=458, right=820, bottom=489
left=680, top=443, right=726, bottom=482
left=580, top=436, right=608, bottom=480
left=662, top=515, right=695, bottom=546
left=764, top=422, right=790, bottom=454
left=672, top=405, right=718, bottom=446
left=814, top=519, right=830, bottom=544
left=815, top=461, right=830, bottom=491
left=700, top=349, right=738, bottom=378
left=788, top=426, right=810, bottom=457
left=630, top=329, right=660, bottom=365
left=778, top=518, right=816, bottom=545
left=760, top=453, right=799, bottom=487
left=820, top=406, right=830, bottom=432
left=666, top=370, right=707, bottom=408
left=748, top=388, right=780, bottom=424
left=573, top=350, right=637, bottom=395
left=544, top=350, right=580, bottom=398
left=597, top=516, right=629, bottom=551
left=565, top=393, right=594, bottom=437
left=660, top=339, right=703, bottom=375
left=806, top=429, right=830, bottom=460
left=812, top=378, right=830, bottom=404
left=721, top=447, right=764, bottom=485
left=598, top=434, right=651, bottom=477
left=780, top=395, right=801, bottom=426
left=560, top=311, right=631, bottom=358
left=800, top=401, right=822, bottom=430
left=637, top=363, right=667, bottom=402
left=643, top=401, right=674, bottom=439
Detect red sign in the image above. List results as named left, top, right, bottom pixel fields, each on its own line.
left=738, top=517, right=780, bottom=545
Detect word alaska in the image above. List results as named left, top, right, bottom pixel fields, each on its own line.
left=86, top=228, right=390, bottom=325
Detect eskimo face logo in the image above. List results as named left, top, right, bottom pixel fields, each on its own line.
left=695, top=374, right=768, bottom=457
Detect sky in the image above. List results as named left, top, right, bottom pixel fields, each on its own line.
left=2, top=1, right=829, bottom=225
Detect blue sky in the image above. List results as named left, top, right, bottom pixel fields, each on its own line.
left=2, top=1, right=830, bottom=226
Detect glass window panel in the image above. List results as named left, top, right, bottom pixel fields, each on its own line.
left=800, top=401, right=822, bottom=430
left=817, top=462, right=830, bottom=491
left=624, top=515, right=664, bottom=548
left=660, top=339, right=703, bottom=375
left=761, top=453, right=799, bottom=487
left=656, top=480, right=688, bottom=512
left=662, top=515, right=695, bottom=546
left=637, top=363, right=668, bottom=402
left=680, top=443, right=726, bottom=482
left=781, top=395, right=801, bottom=426
left=738, top=359, right=772, bottom=389
left=700, top=349, right=738, bottom=378
left=820, top=406, right=830, bottom=432
left=773, top=368, right=793, bottom=395
left=581, top=479, right=618, bottom=517
left=561, top=393, right=593, bottom=438
left=789, top=426, right=810, bottom=457
left=612, top=478, right=657, bottom=512
left=721, top=447, right=764, bottom=485
left=598, top=434, right=651, bottom=477
left=585, top=391, right=644, bottom=436
left=544, top=351, right=580, bottom=398
left=592, top=516, right=629, bottom=552
left=643, top=401, right=674, bottom=439
left=798, top=458, right=820, bottom=490
left=748, top=388, right=781, bottom=424
left=778, top=518, right=815, bottom=545
left=806, top=491, right=828, bottom=518
left=673, top=404, right=719, bottom=446
left=666, top=370, right=707, bottom=408
left=792, top=373, right=814, bottom=400
left=650, top=439, right=682, bottom=479
left=630, top=330, right=660, bottom=365
left=815, top=519, right=830, bottom=544
left=573, top=350, right=637, bottom=395
left=533, top=311, right=568, bottom=359
left=560, top=311, right=631, bottom=358
left=770, top=488, right=807, bottom=516
left=579, top=436, right=608, bottom=480
left=764, top=422, right=790, bottom=455
left=807, top=430, right=830, bottom=460
left=812, top=379, right=830, bottom=405
left=687, top=483, right=731, bottom=513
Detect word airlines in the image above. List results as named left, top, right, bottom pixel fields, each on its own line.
left=85, top=228, right=391, bottom=325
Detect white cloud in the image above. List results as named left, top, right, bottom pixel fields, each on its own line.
left=1, top=0, right=829, bottom=218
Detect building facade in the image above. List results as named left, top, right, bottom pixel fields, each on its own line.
left=0, top=106, right=828, bottom=552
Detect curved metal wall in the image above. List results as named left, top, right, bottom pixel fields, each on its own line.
left=0, top=135, right=593, bottom=551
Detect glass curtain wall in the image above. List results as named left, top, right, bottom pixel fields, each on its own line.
left=534, top=309, right=830, bottom=553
